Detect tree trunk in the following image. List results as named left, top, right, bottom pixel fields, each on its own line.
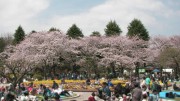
left=121, top=67, right=124, bottom=76
left=112, top=66, right=116, bottom=78
left=110, top=62, right=116, bottom=78
left=177, top=67, right=180, bottom=76
left=43, top=66, right=47, bottom=80
left=12, top=79, right=18, bottom=91
left=174, top=59, right=179, bottom=78
left=160, top=66, right=163, bottom=77
left=53, top=65, right=56, bottom=75
left=135, top=62, right=140, bottom=79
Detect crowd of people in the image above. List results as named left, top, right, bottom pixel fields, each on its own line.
left=0, top=73, right=179, bottom=101
left=88, top=74, right=179, bottom=101
left=0, top=80, right=74, bottom=101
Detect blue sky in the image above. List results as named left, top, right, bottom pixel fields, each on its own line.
left=0, top=0, right=180, bottom=37
left=38, top=0, right=106, bottom=21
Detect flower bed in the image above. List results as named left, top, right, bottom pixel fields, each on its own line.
left=23, top=79, right=127, bottom=90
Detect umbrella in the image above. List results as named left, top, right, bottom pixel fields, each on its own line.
left=153, top=69, right=160, bottom=72
left=145, top=66, right=154, bottom=70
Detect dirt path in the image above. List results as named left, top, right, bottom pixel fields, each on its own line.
left=63, top=92, right=92, bottom=101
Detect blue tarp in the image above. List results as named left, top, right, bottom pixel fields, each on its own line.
left=159, top=91, right=180, bottom=98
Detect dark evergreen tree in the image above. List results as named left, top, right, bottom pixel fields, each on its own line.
left=31, top=30, right=37, bottom=34
left=90, top=31, right=101, bottom=37
left=105, top=20, right=122, bottom=36
left=127, top=19, right=150, bottom=41
left=66, top=24, right=84, bottom=39
left=0, top=37, right=6, bottom=52
left=14, top=26, right=25, bottom=44
left=49, top=27, right=60, bottom=32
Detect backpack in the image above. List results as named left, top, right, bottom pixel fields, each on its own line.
left=154, top=83, right=161, bottom=92
left=156, top=84, right=161, bottom=92
left=152, top=83, right=161, bottom=92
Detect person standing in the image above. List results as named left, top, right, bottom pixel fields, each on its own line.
left=107, top=79, right=114, bottom=87
left=132, top=82, right=142, bottom=101
left=140, top=77, right=146, bottom=89
left=114, top=83, right=123, bottom=98
left=145, top=76, right=150, bottom=95
left=151, top=78, right=157, bottom=93
left=102, top=82, right=111, bottom=100
left=150, top=78, right=160, bottom=101
left=163, top=74, right=168, bottom=90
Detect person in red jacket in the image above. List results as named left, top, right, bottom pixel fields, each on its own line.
left=88, top=92, right=95, bottom=101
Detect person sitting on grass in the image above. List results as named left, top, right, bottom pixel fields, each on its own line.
left=27, top=83, right=34, bottom=93
left=151, top=78, right=161, bottom=94
left=173, top=82, right=180, bottom=91
left=107, top=79, right=114, bottom=87
left=43, top=85, right=52, bottom=97
left=44, top=96, right=48, bottom=101
left=52, top=81, right=59, bottom=90
left=4, top=91, right=17, bottom=101
left=86, top=78, right=91, bottom=85
left=61, top=78, right=66, bottom=84
left=53, top=88, right=71, bottom=97
left=54, top=93, right=62, bottom=101
left=20, top=83, right=27, bottom=95
left=94, top=78, right=100, bottom=85
left=37, top=84, right=44, bottom=95
left=88, top=92, right=95, bottom=101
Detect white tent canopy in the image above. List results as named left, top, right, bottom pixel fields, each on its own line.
left=162, top=69, right=172, bottom=73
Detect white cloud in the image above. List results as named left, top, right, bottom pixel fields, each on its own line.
left=0, top=0, right=50, bottom=34
left=49, top=0, right=179, bottom=36
left=0, top=0, right=180, bottom=36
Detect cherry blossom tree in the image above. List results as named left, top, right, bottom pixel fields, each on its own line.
left=3, top=30, right=179, bottom=81
left=93, top=36, right=149, bottom=77
left=155, top=36, right=180, bottom=77
left=148, top=35, right=180, bottom=77
left=0, top=60, right=35, bottom=89
left=73, top=36, right=103, bottom=77
left=0, top=46, right=35, bottom=89
left=1, top=31, right=79, bottom=80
